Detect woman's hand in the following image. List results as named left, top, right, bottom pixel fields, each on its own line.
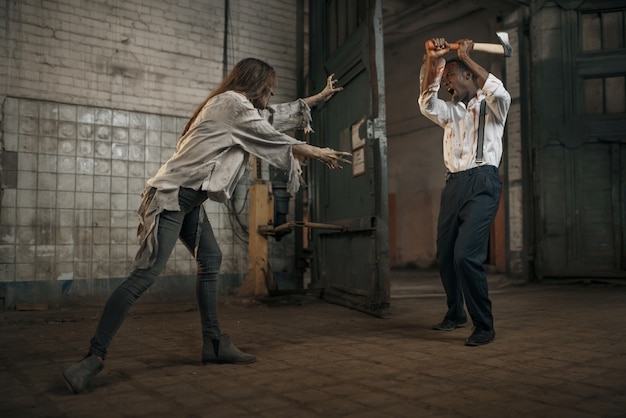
left=319, top=74, right=344, bottom=102
left=303, top=74, right=344, bottom=107
left=314, top=147, right=352, bottom=169
left=293, top=144, right=352, bottom=169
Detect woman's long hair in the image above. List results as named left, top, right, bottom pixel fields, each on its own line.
left=182, top=58, right=276, bottom=136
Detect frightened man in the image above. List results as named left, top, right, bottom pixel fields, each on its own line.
left=418, top=38, right=511, bottom=346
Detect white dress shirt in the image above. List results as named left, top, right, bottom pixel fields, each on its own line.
left=418, top=58, right=511, bottom=173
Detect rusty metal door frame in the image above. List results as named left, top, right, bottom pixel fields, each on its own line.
left=307, top=0, right=389, bottom=315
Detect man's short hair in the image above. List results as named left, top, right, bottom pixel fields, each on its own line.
left=445, top=58, right=469, bottom=72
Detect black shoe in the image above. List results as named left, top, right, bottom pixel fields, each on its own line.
left=432, top=318, right=467, bottom=331
left=465, top=327, right=496, bottom=346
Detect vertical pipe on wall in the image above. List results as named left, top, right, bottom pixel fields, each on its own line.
left=223, top=0, right=230, bottom=78
left=294, top=0, right=306, bottom=284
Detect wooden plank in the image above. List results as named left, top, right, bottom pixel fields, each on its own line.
left=15, top=304, right=49, bottom=311
left=490, top=175, right=507, bottom=273
left=238, top=182, right=274, bottom=297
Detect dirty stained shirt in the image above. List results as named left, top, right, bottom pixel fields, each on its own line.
left=418, top=58, right=511, bottom=173
left=134, top=91, right=313, bottom=268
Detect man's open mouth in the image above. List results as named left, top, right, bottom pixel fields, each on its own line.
left=447, top=88, right=455, bottom=96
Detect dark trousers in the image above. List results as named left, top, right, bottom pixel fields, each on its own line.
left=89, top=187, right=222, bottom=359
left=437, top=165, right=502, bottom=331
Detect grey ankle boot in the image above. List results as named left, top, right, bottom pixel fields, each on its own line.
left=202, top=334, right=256, bottom=364
left=62, top=354, right=104, bottom=394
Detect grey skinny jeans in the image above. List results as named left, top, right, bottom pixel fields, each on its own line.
left=89, top=187, right=222, bottom=359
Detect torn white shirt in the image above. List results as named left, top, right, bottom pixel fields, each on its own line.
left=418, top=58, right=511, bottom=173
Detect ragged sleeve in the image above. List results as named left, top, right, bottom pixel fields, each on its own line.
left=259, top=99, right=313, bottom=133
left=229, top=94, right=307, bottom=193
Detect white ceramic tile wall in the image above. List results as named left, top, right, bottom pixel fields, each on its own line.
left=0, top=98, right=247, bottom=283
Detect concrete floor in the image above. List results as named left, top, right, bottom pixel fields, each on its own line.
left=1, top=270, right=625, bottom=417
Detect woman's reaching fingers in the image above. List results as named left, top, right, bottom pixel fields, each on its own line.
left=316, top=149, right=352, bottom=169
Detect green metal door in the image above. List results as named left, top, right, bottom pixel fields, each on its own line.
left=532, top=2, right=626, bottom=278
left=307, top=0, right=389, bottom=315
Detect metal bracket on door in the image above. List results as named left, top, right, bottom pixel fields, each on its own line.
left=366, top=118, right=385, bottom=140
left=258, top=221, right=348, bottom=237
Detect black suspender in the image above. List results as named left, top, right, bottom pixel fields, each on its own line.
left=476, top=99, right=486, bottom=165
